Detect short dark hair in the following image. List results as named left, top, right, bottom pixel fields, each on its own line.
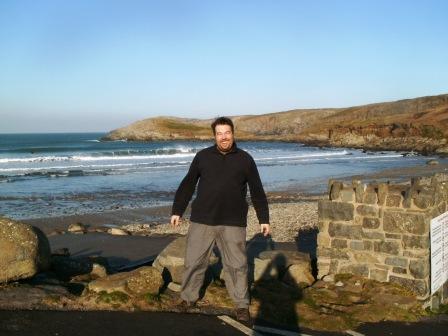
left=211, top=117, right=234, bottom=134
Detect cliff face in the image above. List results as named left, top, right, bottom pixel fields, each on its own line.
left=102, top=94, right=448, bottom=154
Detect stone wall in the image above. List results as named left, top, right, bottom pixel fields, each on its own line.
left=317, top=173, right=448, bottom=299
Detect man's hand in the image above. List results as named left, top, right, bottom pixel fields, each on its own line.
left=260, top=223, right=270, bottom=237
left=171, top=215, right=181, bottom=227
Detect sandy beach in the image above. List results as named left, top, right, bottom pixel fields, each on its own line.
left=22, top=162, right=448, bottom=247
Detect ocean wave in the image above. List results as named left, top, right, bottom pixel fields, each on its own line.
left=0, top=148, right=198, bottom=163
left=255, top=150, right=350, bottom=161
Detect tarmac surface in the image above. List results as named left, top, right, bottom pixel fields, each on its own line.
left=0, top=310, right=447, bottom=336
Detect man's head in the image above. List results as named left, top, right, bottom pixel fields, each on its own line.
left=211, top=117, right=234, bottom=153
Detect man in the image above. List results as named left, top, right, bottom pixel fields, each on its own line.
left=170, top=116, right=270, bottom=322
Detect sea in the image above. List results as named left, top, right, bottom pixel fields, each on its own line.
left=0, top=133, right=445, bottom=220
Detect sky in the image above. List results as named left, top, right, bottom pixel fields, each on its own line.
left=0, top=0, right=447, bottom=133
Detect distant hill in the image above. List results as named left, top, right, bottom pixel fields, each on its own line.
left=102, top=94, right=448, bottom=154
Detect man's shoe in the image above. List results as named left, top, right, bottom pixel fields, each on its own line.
left=235, top=308, right=250, bottom=322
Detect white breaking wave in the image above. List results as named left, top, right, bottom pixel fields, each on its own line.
left=0, top=152, right=196, bottom=164
left=273, top=154, right=405, bottom=164
left=255, top=150, right=350, bottom=161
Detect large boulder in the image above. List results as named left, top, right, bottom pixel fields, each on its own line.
left=153, top=237, right=219, bottom=284
left=0, top=217, right=51, bottom=283
left=253, top=250, right=314, bottom=284
left=88, top=266, right=163, bottom=295
left=283, top=263, right=315, bottom=287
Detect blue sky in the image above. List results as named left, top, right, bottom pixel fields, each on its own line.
left=1, top=0, right=447, bottom=133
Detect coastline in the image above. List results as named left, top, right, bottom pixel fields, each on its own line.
left=22, top=162, right=448, bottom=244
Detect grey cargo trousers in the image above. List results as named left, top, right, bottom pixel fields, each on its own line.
left=180, top=222, right=249, bottom=308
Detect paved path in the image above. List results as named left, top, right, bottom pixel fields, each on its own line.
left=1, top=310, right=447, bottom=336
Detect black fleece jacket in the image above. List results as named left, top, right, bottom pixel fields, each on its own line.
left=171, top=143, right=269, bottom=226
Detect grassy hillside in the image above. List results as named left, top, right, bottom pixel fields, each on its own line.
left=103, top=94, right=448, bottom=154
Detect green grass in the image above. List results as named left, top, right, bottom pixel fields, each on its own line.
left=161, top=120, right=209, bottom=132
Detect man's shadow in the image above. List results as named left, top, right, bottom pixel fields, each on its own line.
left=248, top=233, right=303, bottom=332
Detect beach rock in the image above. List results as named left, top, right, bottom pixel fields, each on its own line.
left=51, top=256, right=93, bottom=279
left=107, top=227, right=129, bottom=236
left=253, top=258, right=278, bottom=282
left=426, top=159, right=439, bottom=165
left=258, top=250, right=311, bottom=268
left=153, top=237, right=218, bottom=284
left=167, top=281, right=181, bottom=292
left=283, top=263, right=315, bottom=287
left=88, top=266, right=162, bottom=295
left=67, top=222, right=87, bottom=234
left=0, top=217, right=51, bottom=283
left=51, top=255, right=110, bottom=280
left=90, top=263, right=108, bottom=278
left=322, top=274, right=335, bottom=283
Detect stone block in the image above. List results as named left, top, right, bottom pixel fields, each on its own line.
left=318, top=247, right=350, bottom=260
left=414, top=192, right=434, bottom=209
left=363, top=217, right=380, bottom=229
left=385, top=233, right=401, bottom=239
left=402, top=186, right=415, bottom=208
left=329, top=259, right=340, bottom=273
left=377, top=183, right=389, bottom=205
left=339, top=264, right=369, bottom=277
left=363, top=191, right=378, bottom=204
left=392, top=267, right=407, bottom=274
left=318, top=200, right=354, bottom=221
left=355, top=183, right=366, bottom=203
left=370, top=268, right=388, bottom=282
left=329, top=222, right=362, bottom=239
left=349, top=240, right=365, bottom=251
left=357, top=204, right=379, bottom=216
left=363, top=240, right=373, bottom=250
left=385, top=257, right=408, bottom=268
left=317, top=232, right=330, bottom=247
left=402, top=235, right=429, bottom=249
left=383, top=211, right=428, bottom=235
left=403, top=250, right=430, bottom=258
left=374, top=241, right=400, bottom=255
left=340, top=189, right=355, bottom=202
left=331, top=238, right=348, bottom=248
left=386, top=194, right=402, bottom=207
left=374, top=263, right=390, bottom=270
left=389, top=276, right=428, bottom=297
left=409, top=259, right=430, bottom=279
left=318, top=220, right=328, bottom=231
left=352, top=251, right=379, bottom=263
left=362, top=231, right=385, bottom=240
left=329, top=181, right=343, bottom=200
left=438, top=201, right=447, bottom=214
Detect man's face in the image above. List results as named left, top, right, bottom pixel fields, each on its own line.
left=214, top=124, right=234, bottom=152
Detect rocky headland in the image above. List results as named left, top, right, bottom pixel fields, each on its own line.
left=102, top=93, right=448, bottom=154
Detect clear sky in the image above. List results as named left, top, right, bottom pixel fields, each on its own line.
left=1, top=0, right=447, bottom=133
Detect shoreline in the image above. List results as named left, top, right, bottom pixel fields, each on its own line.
left=21, top=161, right=448, bottom=243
